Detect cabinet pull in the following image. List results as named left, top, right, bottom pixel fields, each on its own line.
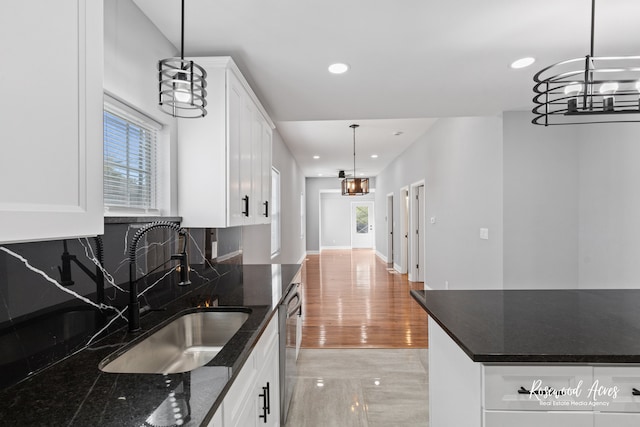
left=518, top=386, right=565, bottom=396
left=242, top=195, right=250, bottom=217
left=263, top=200, right=269, bottom=217
left=633, top=388, right=640, bottom=396
left=259, top=383, right=269, bottom=423
left=265, top=381, right=271, bottom=414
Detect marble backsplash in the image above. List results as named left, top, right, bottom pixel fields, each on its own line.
left=0, top=220, right=243, bottom=390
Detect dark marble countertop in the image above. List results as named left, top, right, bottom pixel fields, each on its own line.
left=0, top=263, right=302, bottom=426
left=411, top=289, right=640, bottom=364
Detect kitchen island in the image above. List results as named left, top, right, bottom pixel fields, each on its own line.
left=0, top=263, right=301, bottom=426
left=411, top=289, right=640, bottom=427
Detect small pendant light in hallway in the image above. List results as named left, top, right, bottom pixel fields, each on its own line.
left=341, top=124, right=370, bottom=196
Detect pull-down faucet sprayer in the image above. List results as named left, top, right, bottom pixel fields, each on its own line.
left=128, top=221, right=190, bottom=331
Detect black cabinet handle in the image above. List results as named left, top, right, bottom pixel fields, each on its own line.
left=259, top=384, right=268, bottom=423
left=242, top=195, right=249, bottom=217
left=633, top=388, right=640, bottom=396
left=263, top=200, right=269, bottom=217
left=518, top=386, right=565, bottom=396
left=265, top=381, right=271, bottom=414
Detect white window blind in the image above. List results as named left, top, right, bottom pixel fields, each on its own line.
left=103, top=99, right=160, bottom=213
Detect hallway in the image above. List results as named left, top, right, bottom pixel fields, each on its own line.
left=286, top=250, right=430, bottom=426
left=300, top=249, right=428, bottom=348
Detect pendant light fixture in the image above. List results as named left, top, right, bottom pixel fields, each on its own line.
left=341, top=124, right=370, bottom=196
left=158, top=0, right=207, bottom=118
left=532, top=0, right=640, bottom=126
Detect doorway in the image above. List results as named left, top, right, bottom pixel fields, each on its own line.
left=386, top=193, right=394, bottom=268
left=410, top=182, right=425, bottom=283
left=351, top=201, right=375, bottom=249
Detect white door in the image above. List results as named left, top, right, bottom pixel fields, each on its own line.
left=410, top=184, right=425, bottom=282
left=400, top=187, right=409, bottom=273
left=386, top=194, right=394, bottom=266
left=351, top=202, right=374, bottom=248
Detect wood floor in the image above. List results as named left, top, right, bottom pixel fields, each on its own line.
left=300, top=249, right=428, bottom=348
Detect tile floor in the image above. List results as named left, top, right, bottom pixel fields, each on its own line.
left=285, top=349, right=429, bottom=427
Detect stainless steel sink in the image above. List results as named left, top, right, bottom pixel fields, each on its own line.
left=99, top=310, right=250, bottom=374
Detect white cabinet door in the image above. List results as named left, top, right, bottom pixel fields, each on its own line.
left=595, top=413, right=640, bottom=426
left=0, top=0, right=103, bottom=243
left=484, top=365, right=593, bottom=411
left=593, top=366, right=640, bottom=413
left=259, top=120, right=272, bottom=225
left=223, top=350, right=258, bottom=427
left=227, top=70, right=245, bottom=227
left=484, top=410, right=592, bottom=427
left=255, top=317, right=280, bottom=426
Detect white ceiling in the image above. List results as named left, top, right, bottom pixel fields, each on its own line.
left=133, top=0, right=640, bottom=177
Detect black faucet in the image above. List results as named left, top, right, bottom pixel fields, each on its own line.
left=128, top=221, right=191, bottom=331
left=58, top=237, right=105, bottom=305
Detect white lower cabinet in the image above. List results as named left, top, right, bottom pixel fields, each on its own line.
left=485, top=410, right=593, bottom=427
left=429, top=318, right=640, bottom=426
left=213, top=314, right=280, bottom=427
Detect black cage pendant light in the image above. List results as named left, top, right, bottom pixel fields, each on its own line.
left=158, top=0, right=207, bottom=118
left=532, top=0, right=640, bottom=125
left=341, top=124, right=370, bottom=196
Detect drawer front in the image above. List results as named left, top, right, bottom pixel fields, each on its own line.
left=254, top=314, right=279, bottom=363
left=484, top=365, right=593, bottom=411
left=485, top=410, right=592, bottom=427
left=595, top=412, right=640, bottom=426
left=593, top=366, right=640, bottom=413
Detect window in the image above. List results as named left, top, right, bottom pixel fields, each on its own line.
left=103, top=96, right=162, bottom=214
left=271, top=167, right=281, bottom=257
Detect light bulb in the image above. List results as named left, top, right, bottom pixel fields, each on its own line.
left=173, top=72, right=192, bottom=103
left=564, top=82, right=582, bottom=95
left=599, top=82, right=619, bottom=94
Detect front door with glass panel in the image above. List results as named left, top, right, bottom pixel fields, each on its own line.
left=351, top=202, right=374, bottom=248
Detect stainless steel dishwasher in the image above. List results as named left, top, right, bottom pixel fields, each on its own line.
left=279, top=282, right=302, bottom=425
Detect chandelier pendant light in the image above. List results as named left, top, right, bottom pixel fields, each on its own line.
left=158, top=0, right=207, bottom=118
left=532, top=0, right=640, bottom=126
left=341, top=124, right=370, bottom=196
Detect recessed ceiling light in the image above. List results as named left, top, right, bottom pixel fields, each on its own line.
left=318, top=173, right=323, bottom=176
left=393, top=131, right=403, bottom=136
left=313, top=155, right=320, bottom=159
left=371, top=154, right=378, bottom=158
left=328, top=63, right=349, bottom=74
left=510, top=57, right=535, bottom=69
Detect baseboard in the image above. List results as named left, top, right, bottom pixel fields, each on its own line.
left=393, top=263, right=403, bottom=273
left=306, top=250, right=320, bottom=255
left=375, top=250, right=387, bottom=263
left=320, top=246, right=352, bottom=250
left=216, top=250, right=242, bottom=263
left=424, top=282, right=433, bottom=291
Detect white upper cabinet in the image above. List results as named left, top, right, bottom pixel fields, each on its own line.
left=0, top=0, right=104, bottom=244
left=178, top=57, right=274, bottom=228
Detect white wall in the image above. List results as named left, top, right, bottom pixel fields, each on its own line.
left=375, top=116, right=503, bottom=290
left=305, top=177, right=377, bottom=252
left=503, top=111, right=580, bottom=289
left=104, top=0, right=179, bottom=215
left=578, top=123, right=640, bottom=289
left=242, top=130, right=306, bottom=264
left=320, top=192, right=375, bottom=249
